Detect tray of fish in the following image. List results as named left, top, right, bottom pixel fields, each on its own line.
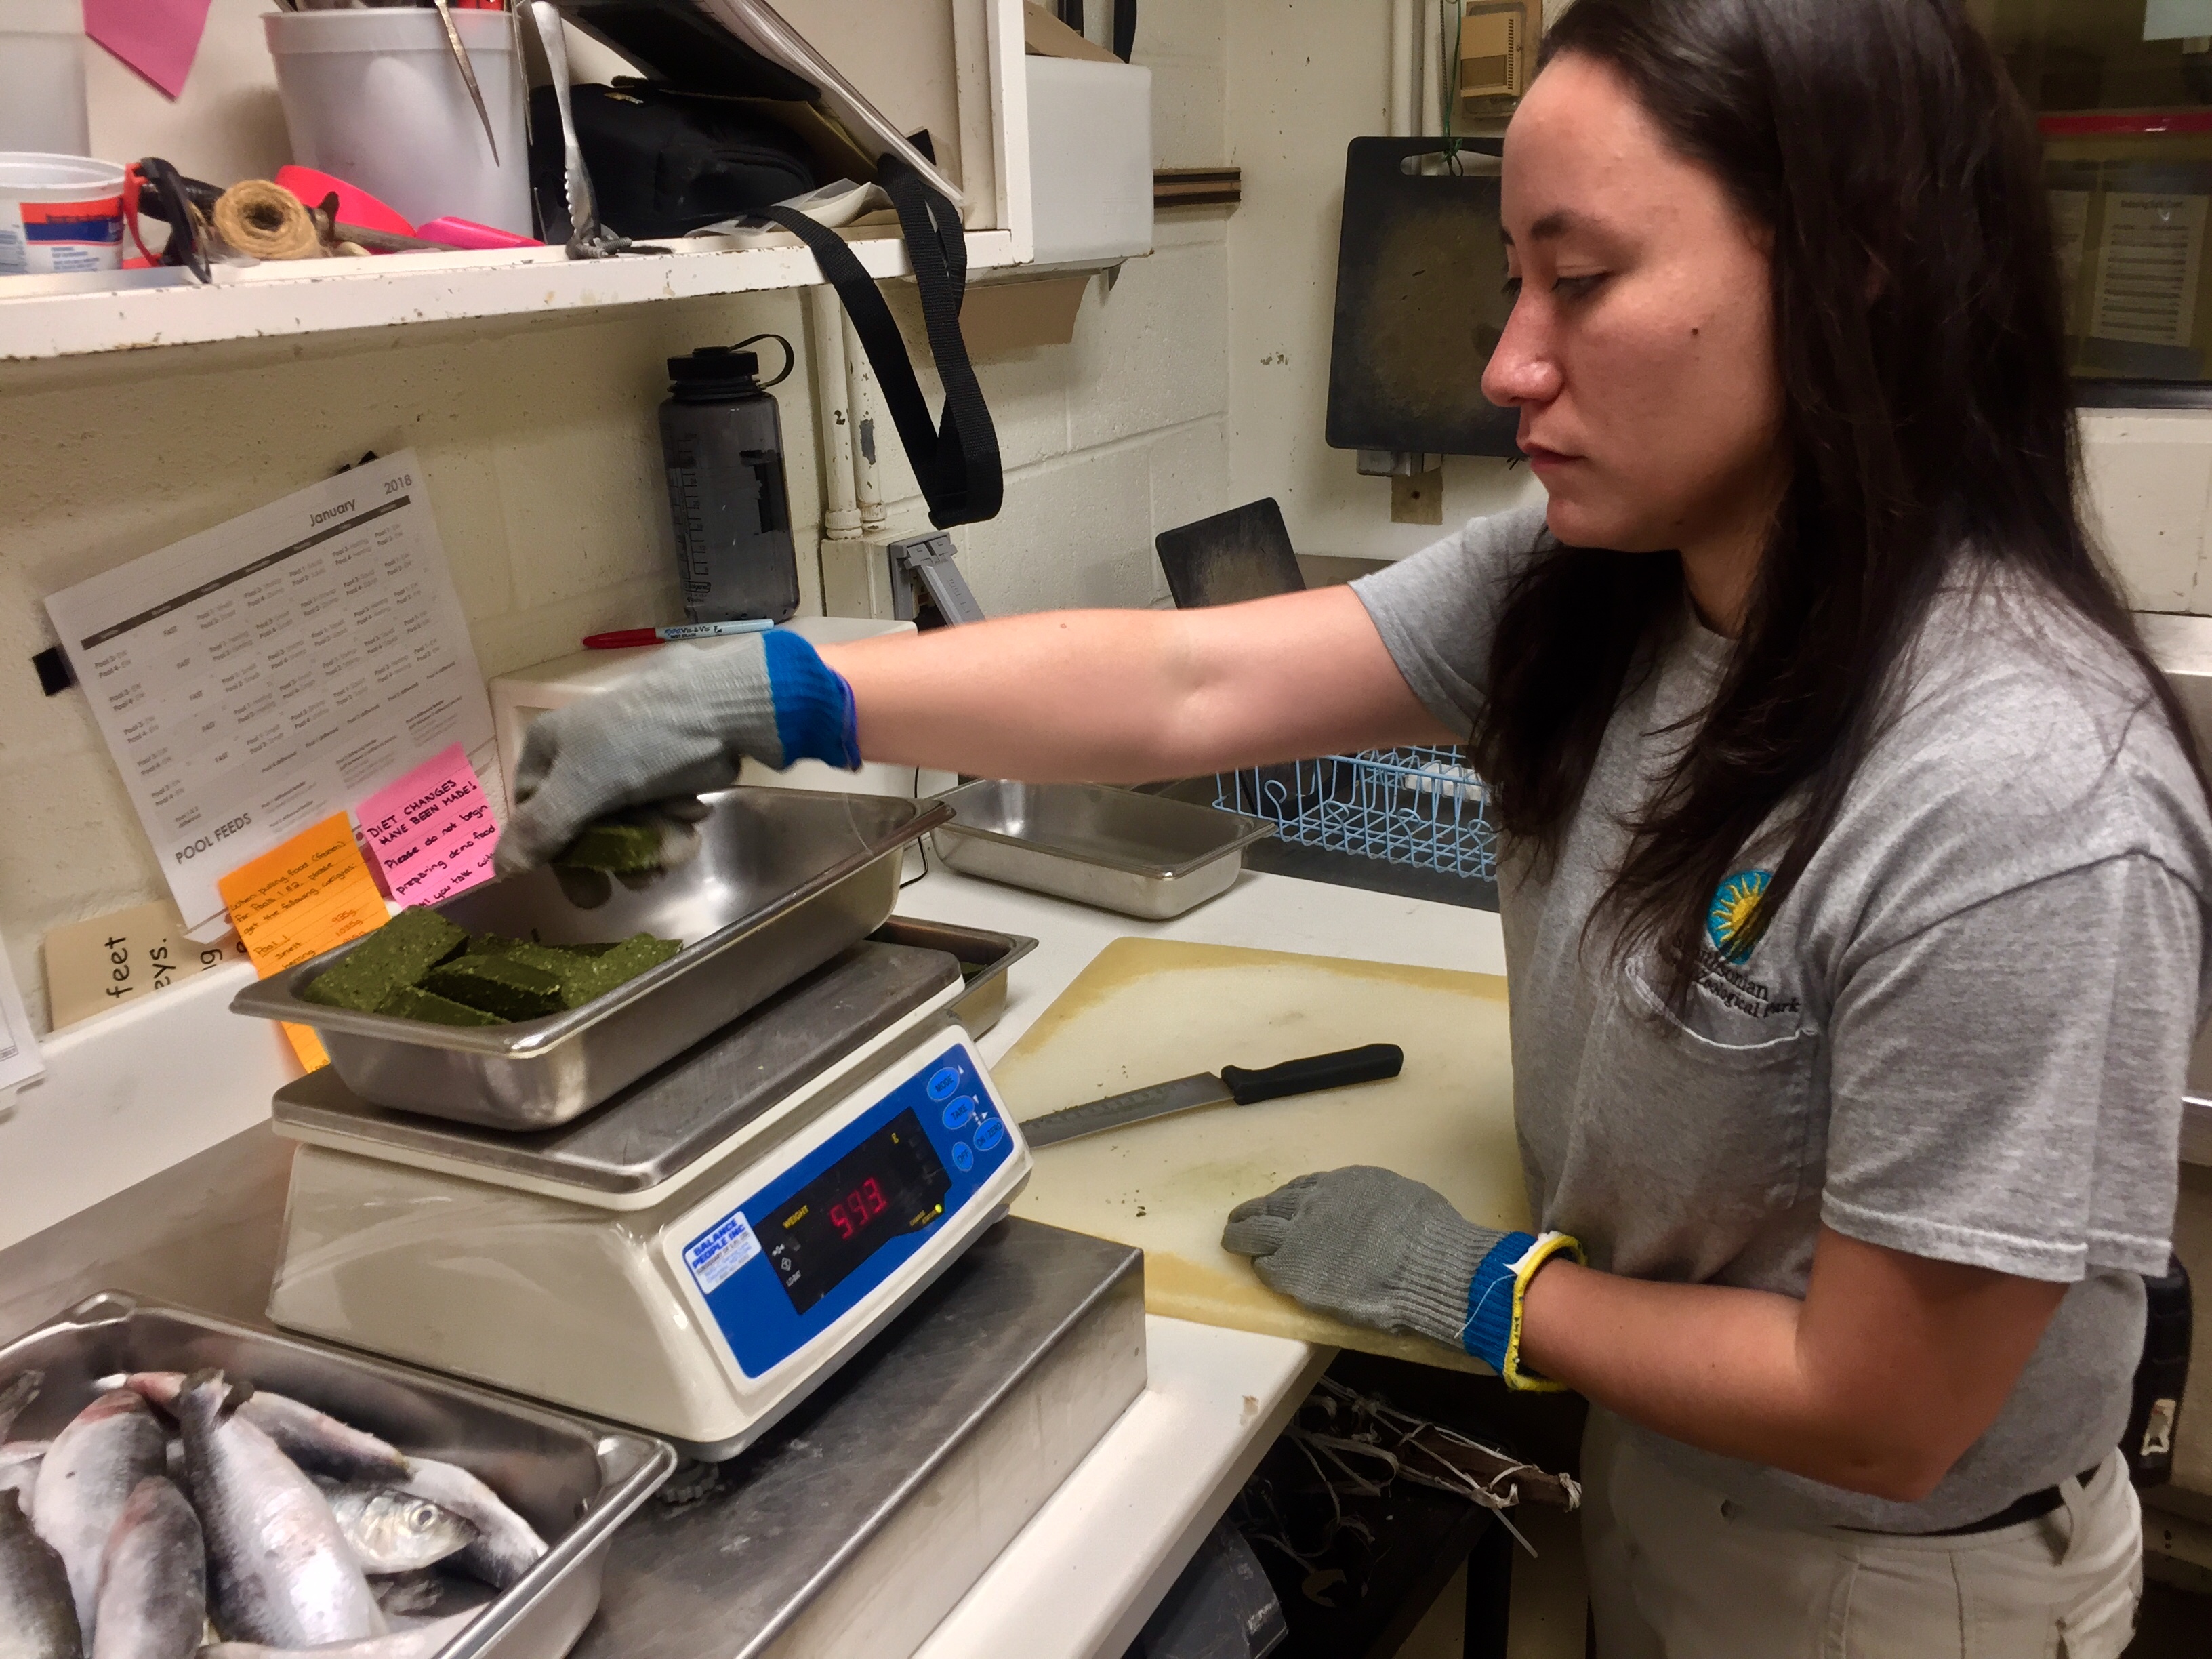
left=232, top=788, right=951, bottom=1130
left=0, top=1292, right=674, bottom=1659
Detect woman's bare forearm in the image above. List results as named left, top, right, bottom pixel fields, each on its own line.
left=817, top=586, right=1455, bottom=781
left=1519, top=1227, right=2066, bottom=1501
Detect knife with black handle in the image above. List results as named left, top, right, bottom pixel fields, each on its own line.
left=1020, top=1043, right=1404, bottom=1149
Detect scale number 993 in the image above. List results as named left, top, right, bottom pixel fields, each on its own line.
left=828, top=1178, right=888, bottom=1241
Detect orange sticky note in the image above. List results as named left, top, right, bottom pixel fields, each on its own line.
left=216, top=812, right=388, bottom=1070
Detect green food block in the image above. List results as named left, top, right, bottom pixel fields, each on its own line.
left=302, top=906, right=470, bottom=1012
left=496, top=940, right=613, bottom=1010
left=375, top=984, right=506, bottom=1027
left=557, top=822, right=665, bottom=873
left=590, top=933, right=684, bottom=989
left=422, top=953, right=567, bottom=1020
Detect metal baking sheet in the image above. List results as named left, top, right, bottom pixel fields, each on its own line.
left=232, top=788, right=949, bottom=1130
left=0, top=1292, right=674, bottom=1659
left=931, top=779, right=1272, bottom=920
left=273, top=942, right=965, bottom=1195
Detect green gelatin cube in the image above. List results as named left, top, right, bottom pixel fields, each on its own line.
left=590, top=933, right=683, bottom=989
left=557, top=823, right=665, bottom=873
left=496, top=940, right=613, bottom=1010
left=302, top=906, right=469, bottom=1010
left=375, top=984, right=506, bottom=1027
left=422, top=954, right=567, bottom=1020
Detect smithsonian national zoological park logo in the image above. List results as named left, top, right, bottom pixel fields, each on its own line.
left=1706, top=869, right=1773, bottom=964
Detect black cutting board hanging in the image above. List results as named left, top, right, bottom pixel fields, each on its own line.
left=1326, top=137, right=1521, bottom=459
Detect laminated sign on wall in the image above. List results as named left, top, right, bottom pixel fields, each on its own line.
left=45, top=451, right=497, bottom=940
left=2091, top=193, right=2209, bottom=350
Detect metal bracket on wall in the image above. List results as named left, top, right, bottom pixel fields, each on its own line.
left=1359, top=451, right=1446, bottom=526
left=888, top=532, right=987, bottom=627
left=1357, top=450, right=1440, bottom=477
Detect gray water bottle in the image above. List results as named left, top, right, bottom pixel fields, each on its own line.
left=659, top=335, right=800, bottom=623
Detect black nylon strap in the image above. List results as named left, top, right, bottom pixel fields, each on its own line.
left=760, top=156, right=1002, bottom=528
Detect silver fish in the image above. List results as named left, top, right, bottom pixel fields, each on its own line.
left=174, top=1371, right=384, bottom=1649
left=100, top=1375, right=409, bottom=1486
left=398, top=1460, right=546, bottom=1590
left=0, top=1488, right=81, bottom=1659
left=89, top=1478, right=201, bottom=1659
left=1, top=1442, right=49, bottom=1523
left=319, top=1485, right=476, bottom=1576
left=0, top=1372, right=43, bottom=1440
left=196, top=1610, right=475, bottom=1659
left=32, top=1392, right=165, bottom=1642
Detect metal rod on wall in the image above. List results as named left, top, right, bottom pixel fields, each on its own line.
left=843, top=311, right=886, bottom=533
left=807, top=286, right=861, bottom=540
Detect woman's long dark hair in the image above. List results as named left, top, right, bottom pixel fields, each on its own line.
left=1471, top=0, right=2208, bottom=1004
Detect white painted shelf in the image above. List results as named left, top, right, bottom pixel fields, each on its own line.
left=0, top=226, right=1021, bottom=362
left=0, top=0, right=1033, bottom=365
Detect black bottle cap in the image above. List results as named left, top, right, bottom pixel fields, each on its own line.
left=668, top=346, right=761, bottom=398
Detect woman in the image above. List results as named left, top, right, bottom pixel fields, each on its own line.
left=498, top=0, right=2212, bottom=1649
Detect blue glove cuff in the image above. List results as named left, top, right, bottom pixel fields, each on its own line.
left=1462, top=1229, right=1583, bottom=1392
left=762, top=630, right=863, bottom=770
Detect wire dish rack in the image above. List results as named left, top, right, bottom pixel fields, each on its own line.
left=1214, top=745, right=1498, bottom=880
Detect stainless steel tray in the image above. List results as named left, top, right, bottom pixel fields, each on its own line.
left=930, top=780, right=1272, bottom=920
left=233, top=789, right=949, bottom=1130
left=272, top=943, right=966, bottom=1198
left=0, top=1291, right=674, bottom=1659
left=868, top=916, right=1038, bottom=1036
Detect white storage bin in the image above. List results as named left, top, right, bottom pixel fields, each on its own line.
left=0, top=0, right=89, bottom=157
left=1025, top=56, right=1153, bottom=266
left=263, top=7, right=531, bottom=236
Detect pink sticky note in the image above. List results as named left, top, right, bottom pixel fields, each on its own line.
left=86, top=0, right=216, bottom=100
left=354, top=745, right=500, bottom=910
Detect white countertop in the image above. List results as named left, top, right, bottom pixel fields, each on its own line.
left=895, top=863, right=1504, bottom=1658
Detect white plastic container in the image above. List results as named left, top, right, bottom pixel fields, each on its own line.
left=0, top=0, right=89, bottom=157
left=264, top=7, right=531, bottom=237
left=1025, top=56, right=1153, bottom=266
left=0, top=153, right=122, bottom=276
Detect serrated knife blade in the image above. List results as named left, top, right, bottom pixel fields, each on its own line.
left=1018, top=1043, right=1405, bottom=1149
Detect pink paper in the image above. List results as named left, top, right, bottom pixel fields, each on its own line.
left=354, top=745, right=499, bottom=909
left=86, top=0, right=215, bottom=100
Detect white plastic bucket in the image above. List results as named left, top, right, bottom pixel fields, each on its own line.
left=263, top=8, right=532, bottom=237
left=0, top=153, right=123, bottom=276
left=0, top=0, right=90, bottom=157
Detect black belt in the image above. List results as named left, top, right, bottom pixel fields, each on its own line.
left=1910, top=1465, right=2102, bottom=1537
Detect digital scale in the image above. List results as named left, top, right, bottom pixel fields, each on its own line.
left=265, top=940, right=1033, bottom=1458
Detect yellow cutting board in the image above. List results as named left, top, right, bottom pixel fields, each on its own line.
left=997, top=937, right=1523, bottom=1372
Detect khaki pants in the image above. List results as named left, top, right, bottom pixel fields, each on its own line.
left=1581, top=1410, right=2143, bottom=1658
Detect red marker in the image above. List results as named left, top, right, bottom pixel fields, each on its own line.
left=583, top=620, right=777, bottom=649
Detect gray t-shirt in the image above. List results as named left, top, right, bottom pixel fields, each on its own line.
left=1354, top=503, right=2212, bottom=1530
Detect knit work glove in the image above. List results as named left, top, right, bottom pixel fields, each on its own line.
left=495, top=631, right=860, bottom=874
left=1221, top=1166, right=1582, bottom=1391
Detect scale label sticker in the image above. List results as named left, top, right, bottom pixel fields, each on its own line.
left=683, top=1210, right=762, bottom=1295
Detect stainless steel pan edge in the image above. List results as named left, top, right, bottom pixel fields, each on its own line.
left=0, top=1291, right=676, bottom=1659
left=230, top=791, right=954, bottom=1128
left=931, top=779, right=1273, bottom=881
left=867, top=918, right=1038, bottom=1038
left=232, top=791, right=954, bottom=1056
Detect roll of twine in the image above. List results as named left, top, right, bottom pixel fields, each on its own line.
left=211, top=180, right=323, bottom=261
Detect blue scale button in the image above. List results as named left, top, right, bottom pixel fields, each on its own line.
left=974, top=1118, right=1006, bottom=1152
left=926, top=1066, right=962, bottom=1102
left=941, top=1095, right=976, bottom=1130
left=949, top=1140, right=975, bottom=1173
